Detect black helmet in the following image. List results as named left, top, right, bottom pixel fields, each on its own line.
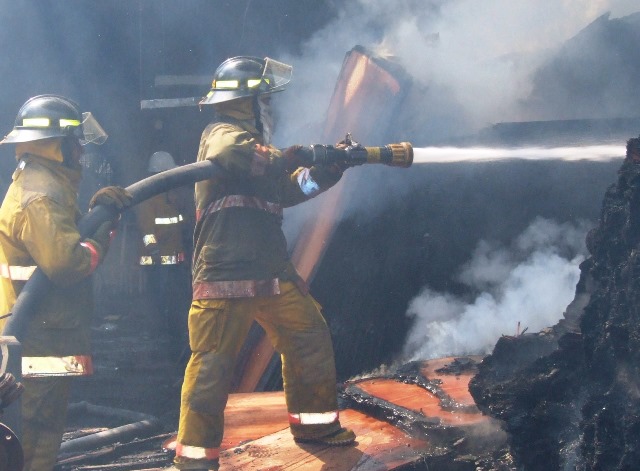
left=0, top=94, right=107, bottom=145
left=199, top=56, right=292, bottom=106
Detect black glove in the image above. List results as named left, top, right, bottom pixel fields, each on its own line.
left=89, top=186, right=133, bottom=210
left=282, top=145, right=313, bottom=170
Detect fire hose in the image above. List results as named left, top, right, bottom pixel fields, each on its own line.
left=2, top=135, right=412, bottom=342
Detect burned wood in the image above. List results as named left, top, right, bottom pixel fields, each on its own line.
left=341, top=382, right=465, bottom=446
left=434, top=357, right=480, bottom=376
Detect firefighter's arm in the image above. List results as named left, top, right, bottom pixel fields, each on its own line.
left=20, top=197, right=111, bottom=286
left=200, top=124, right=263, bottom=177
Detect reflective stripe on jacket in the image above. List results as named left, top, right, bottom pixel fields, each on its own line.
left=0, top=263, right=36, bottom=281
left=139, top=252, right=186, bottom=265
left=135, top=191, right=188, bottom=265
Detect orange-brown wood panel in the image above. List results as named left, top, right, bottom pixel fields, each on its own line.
left=234, top=334, right=280, bottom=393
left=221, top=408, right=430, bottom=470
left=355, top=379, right=485, bottom=426
left=221, top=391, right=291, bottom=449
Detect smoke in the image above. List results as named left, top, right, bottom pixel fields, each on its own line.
left=402, top=217, right=590, bottom=360
left=275, top=0, right=639, bottom=145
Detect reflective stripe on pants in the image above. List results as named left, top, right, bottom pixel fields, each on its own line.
left=22, top=355, right=93, bottom=377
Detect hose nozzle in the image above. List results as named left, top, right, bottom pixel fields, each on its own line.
left=363, top=141, right=413, bottom=168
left=304, top=134, right=413, bottom=169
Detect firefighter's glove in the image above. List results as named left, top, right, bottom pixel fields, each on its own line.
left=89, top=186, right=133, bottom=211
left=282, top=145, right=312, bottom=170
left=331, top=140, right=355, bottom=172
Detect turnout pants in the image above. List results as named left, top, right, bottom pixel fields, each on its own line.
left=21, top=376, right=72, bottom=471
left=177, top=281, right=341, bottom=456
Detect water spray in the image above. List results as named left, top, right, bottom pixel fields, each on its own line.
left=412, top=145, right=625, bottom=164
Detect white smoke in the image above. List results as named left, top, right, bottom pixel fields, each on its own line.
left=275, top=0, right=638, bottom=145
left=402, top=217, right=591, bottom=360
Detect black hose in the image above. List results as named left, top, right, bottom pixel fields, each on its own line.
left=59, top=401, right=161, bottom=455
left=2, top=159, right=225, bottom=341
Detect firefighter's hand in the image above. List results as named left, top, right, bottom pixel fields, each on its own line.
left=89, top=186, right=133, bottom=210
left=282, top=145, right=312, bottom=170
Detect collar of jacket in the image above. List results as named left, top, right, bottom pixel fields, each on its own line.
left=216, top=114, right=262, bottom=140
left=16, top=153, right=83, bottom=189
left=16, top=139, right=64, bottom=163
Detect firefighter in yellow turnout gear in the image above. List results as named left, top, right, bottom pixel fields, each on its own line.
left=172, top=57, right=355, bottom=471
left=0, top=95, right=131, bottom=471
left=135, top=151, right=192, bottom=350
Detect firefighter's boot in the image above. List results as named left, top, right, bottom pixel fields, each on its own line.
left=294, top=427, right=356, bottom=446
left=167, top=456, right=220, bottom=471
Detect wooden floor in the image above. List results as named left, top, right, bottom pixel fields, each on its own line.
left=163, top=356, right=501, bottom=470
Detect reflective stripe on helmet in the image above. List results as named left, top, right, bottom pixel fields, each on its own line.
left=175, top=443, right=219, bottom=460
left=213, top=78, right=270, bottom=90
left=21, top=118, right=50, bottom=127
left=214, top=79, right=239, bottom=89
left=0, top=264, right=36, bottom=281
left=288, top=411, right=339, bottom=425
left=21, top=118, right=81, bottom=128
left=22, top=355, right=93, bottom=377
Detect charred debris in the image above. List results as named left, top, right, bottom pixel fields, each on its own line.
left=470, top=137, right=640, bottom=471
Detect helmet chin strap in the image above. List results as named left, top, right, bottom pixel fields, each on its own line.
left=61, top=136, right=83, bottom=170
left=256, top=95, right=273, bottom=145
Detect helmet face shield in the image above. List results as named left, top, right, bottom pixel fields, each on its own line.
left=263, top=57, right=292, bottom=92
left=80, top=112, right=108, bottom=146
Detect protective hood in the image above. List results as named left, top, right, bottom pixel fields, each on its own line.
left=15, top=139, right=64, bottom=163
